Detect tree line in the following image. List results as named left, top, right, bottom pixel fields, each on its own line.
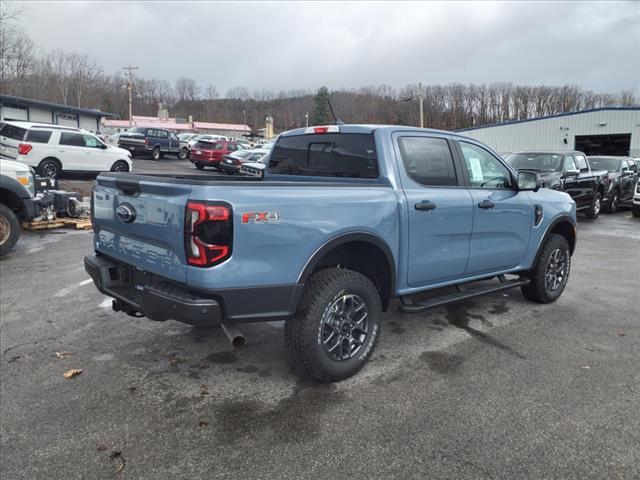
left=1, top=4, right=637, bottom=133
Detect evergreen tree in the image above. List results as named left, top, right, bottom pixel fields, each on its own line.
left=311, top=86, right=331, bottom=125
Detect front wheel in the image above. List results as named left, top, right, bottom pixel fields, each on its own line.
left=584, top=192, right=602, bottom=219
left=178, top=148, right=189, bottom=160
left=0, top=203, right=21, bottom=256
left=603, top=190, right=618, bottom=213
left=285, top=268, right=382, bottom=382
left=521, top=233, right=571, bottom=304
left=110, top=160, right=129, bottom=172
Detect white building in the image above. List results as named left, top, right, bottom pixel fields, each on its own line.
left=457, top=107, right=640, bottom=157
left=0, top=94, right=118, bottom=132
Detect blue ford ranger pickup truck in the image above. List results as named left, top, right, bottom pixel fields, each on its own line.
left=85, top=125, right=577, bottom=381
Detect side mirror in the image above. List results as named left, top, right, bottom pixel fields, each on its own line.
left=517, top=171, right=541, bottom=192
left=562, top=169, right=579, bottom=178
left=101, top=143, right=107, bottom=149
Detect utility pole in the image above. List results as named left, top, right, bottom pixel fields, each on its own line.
left=418, top=82, right=424, bottom=128
left=122, top=65, right=138, bottom=127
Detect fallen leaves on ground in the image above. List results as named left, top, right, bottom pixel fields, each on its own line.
left=169, top=357, right=178, bottom=366
left=55, top=351, right=72, bottom=358
left=199, top=420, right=209, bottom=428
left=96, top=446, right=125, bottom=473
left=63, top=368, right=83, bottom=379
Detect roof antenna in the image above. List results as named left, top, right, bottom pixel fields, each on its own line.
left=327, top=97, right=345, bottom=125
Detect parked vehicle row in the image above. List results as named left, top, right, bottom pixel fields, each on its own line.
left=505, top=150, right=638, bottom=218
left=0, top=121, right=132, bottom=178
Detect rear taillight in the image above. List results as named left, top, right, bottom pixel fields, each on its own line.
left=18, top=143, right=32, bottom=155
left=144, top=138, right=149, bottom=146
left=185, top=201, right=232, bottom=267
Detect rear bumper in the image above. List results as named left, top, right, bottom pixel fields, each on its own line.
left=84, top=254, right=304, bottom=325
left=189, top=154, right=220, bottom=165
left=119, top=143, right=147, bottom=154
left=85, top=255, right=223, bottom=326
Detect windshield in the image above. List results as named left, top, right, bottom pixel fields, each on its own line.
left=505, top=153, right=562, bottom=172
left=588, top=157, right=621, bottom=172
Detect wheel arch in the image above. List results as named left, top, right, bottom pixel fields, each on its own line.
left=535, top=215, right=576, bottom=261
left=297, top=232, right=396, bottom=311
left=38, top=156, right=62, bottom=169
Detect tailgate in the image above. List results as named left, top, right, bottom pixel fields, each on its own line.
left=92, top=175, right=191, bottom=283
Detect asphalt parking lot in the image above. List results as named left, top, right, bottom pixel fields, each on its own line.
left=1, top=175, right=639, bottom=478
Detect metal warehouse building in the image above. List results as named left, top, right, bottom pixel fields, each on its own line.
left=0, top=94, right=118, bottom=132
left=457, top=107, right=640, bottom=157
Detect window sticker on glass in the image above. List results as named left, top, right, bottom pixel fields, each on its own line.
left=468, top=157, right=483, bottom=181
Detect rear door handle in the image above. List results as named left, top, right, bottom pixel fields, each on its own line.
left=478, top=200, right=495, bottom=209
left=415, top=200, right=437, bottom=211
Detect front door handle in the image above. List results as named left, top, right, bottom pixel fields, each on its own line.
left=478, top=199, right=495, bottom=209
left=415, top=200, right=437, bottom=211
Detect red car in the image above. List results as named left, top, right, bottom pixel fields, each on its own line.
left=189, top=140, right=245, bottom=169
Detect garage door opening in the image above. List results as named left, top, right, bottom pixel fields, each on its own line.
left=575, top=133, right=631, bottom=156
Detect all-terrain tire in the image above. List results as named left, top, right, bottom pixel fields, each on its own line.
left=0, top=203, right=21, bottom=256
left=521, top=234, right=571, bottom=304
left=584, top=191, right=602, bottom=219
left=284, top=268, right=382, bottom=382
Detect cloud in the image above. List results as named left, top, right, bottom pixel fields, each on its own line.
left=14, top=0, right=640, bottom=94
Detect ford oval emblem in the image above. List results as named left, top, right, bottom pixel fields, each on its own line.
left=116, top=203, right=136, bottom=223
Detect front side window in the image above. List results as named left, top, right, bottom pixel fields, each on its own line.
left=621, top=161, right=630, bottom=172
left=398, top=136, right=457, bottom=186
left=628, top=160, right=637, bottom=173
left=459, top=141, right=511, bottom=189
left=83, top=135, right=101, bottom=148
left=269, top=133, right=378, bottom=178
left=214, top=143, right=225, bottom=151
left=59, top=132, right=85, bottom=147
left=564, top=155, right=577, bottom=171
left=158, top=130, right=169, bottom=138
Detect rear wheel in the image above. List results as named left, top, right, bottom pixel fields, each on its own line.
left=584, top=191, right=602, bottom=219
left=521, top=234, right=570, bottom=304
left=285, top=268, right=382, bottom=382
left=195, top=162, right=204, bottom=170
left=150, top=147, right=161, bottom=161
left=38, top=158, right=61, bottom=178
left=110, top=160, right=129, bottom=172
left=0, top=203, right=21, bottom=256
left=633, top=206, right=640, bottom=218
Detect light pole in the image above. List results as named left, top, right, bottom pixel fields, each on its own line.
left=418, top=82, right=424, bottom=128
left=122, top=65, right=138, bottom=127
left=242, top=110, right=246, bottom=128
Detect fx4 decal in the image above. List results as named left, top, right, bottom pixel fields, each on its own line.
left=241, top=211, right=280, bottom=224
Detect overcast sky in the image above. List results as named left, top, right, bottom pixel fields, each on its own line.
left=13, top=1, right=640, bottom=95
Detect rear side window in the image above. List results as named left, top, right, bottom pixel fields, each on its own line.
left=398, top=137, right=457, bottom=186
left=214, top=143, right=225, bottom=151
left=26, top=130, right=52, bottom=143
left=0, top=123, right=27, bottom=140
left=269, top=133, right=378, bottom=178
left=59, top=132, right=85, bottom=147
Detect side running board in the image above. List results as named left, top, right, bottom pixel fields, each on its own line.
left=399, top=275, right=529, bottom=313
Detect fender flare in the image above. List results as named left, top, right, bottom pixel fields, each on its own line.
left=297, top=231, right=396, bottom=295
left=530, top=215, right=577, bottom=268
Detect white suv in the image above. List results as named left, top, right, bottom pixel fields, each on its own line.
left=0, top=121, right=132, bottom=178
